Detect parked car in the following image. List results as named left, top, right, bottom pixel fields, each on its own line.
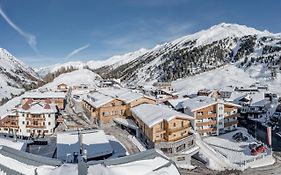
left=251, top=145, right=266, bottom=156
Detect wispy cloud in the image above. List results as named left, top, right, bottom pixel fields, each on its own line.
left=65, top=43, right=90, bottom=59
left=102, top=20, right=194, bottom=52
left=0, top=6, right=38, bottom=52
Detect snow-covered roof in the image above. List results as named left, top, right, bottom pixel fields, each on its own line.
left=219, top=86, right=235, bottom=92
left=88, top=149, right=180, bottom=175
left=22, top=91, right=66, bottom=99
left=131, top=104, right=194, bottom=127
left=167, top=98, right=189, bottom=109
left=113, top=118, right=138, bottom=130
left=17, top=101, right=57, bottom=114
left=179, top=96, right=217, bottom=111
left=85, top=88, right=154, bottom=107
left=228, top=91, right=265, bottom=105
left=84, top=92, right=115, bottom=108
left=57, top=129, right=113, bottom=160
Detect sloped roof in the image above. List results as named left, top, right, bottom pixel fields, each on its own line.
left=131, top=104, right=194, bottom=127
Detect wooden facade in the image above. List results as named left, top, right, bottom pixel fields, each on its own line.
left=83, top=96, right=156, bottom=125
left=193, top=103, right=239, bottom=136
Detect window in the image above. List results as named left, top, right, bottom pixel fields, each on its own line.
left=160, top=122, right=163, bottom=129
left=173, top=123, right=176, bottom=127
left=48, top=122, right=51, bottom=126
left=181, top=121, right=184, bottom=128
left=22, top=121, right=25, bottom=125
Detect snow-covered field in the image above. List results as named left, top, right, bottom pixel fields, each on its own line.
left=203, top=128, right=274, bottom=168
left=173, top=64, right=281, bottom=96
left=173, top=64, right=256, bottom=96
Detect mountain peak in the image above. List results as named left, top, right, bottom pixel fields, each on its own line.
left=173, top=23, right=271, bottom=47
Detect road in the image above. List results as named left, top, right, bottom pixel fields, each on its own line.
left=63, top=88, right=94, bottom=128
left=103, top=125, right=140, bottom=154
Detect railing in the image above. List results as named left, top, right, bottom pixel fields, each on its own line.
left=167, top=126, right=190, bottom=134
left=197, top=128, right=217, bottom=133
left=196, top=121, right=217, bottom=127
left=26, top=117, right=46, bottom=121
left=26, top=125, right=45, bottom=128
left=2, top=124, right=19, bottom=129
left=196, top=113, right=217, bottom=119
left=224, top=121, right=238, bottom=127
left=224, top=113, right=239, bottom=119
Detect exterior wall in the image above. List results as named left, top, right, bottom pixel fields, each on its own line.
left=132, top=112, right=192, bottom=149
left=83, top=97, right=156, bottom=125
left=193, top=103, right=239, bottom=136
left=193, top=104, right=217, bottom=136
left=216, top=100, right=225, bottom=135
left=83, top=99, right=128, bottom=125
left=3, top=112, right=57, bottom=137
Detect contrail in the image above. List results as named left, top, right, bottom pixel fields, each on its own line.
left=0, top=6, right=38, bottom=52
left=66, top=44, right=90, bottom=59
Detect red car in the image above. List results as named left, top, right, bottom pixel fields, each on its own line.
left=251, top=145, right=266, bottom=156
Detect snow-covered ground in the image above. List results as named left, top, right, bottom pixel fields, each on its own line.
left=42, top=69, right=101, bottom=90
left=203, top=128, right=274, bottom=169
left=173, top=64, right=256, bottom=96
left=173, top=64, right=281, bottom=97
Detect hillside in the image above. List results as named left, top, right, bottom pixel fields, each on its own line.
left=94, top=23, right=281, bottom=86
left=35, top=48, right=148, bottom=77
left=0, top=48, right=41, bottom=104
left=42, top=69, right=102, bottom=90
left=35, top=23, right=281, bottom=90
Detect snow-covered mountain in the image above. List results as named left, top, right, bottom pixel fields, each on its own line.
left=95, top=23, right=281, bottom=86
left=0, top=48, right=41, bottom=103
left=36, top=23, right=281, bottom=90
left=35, top=48, right=148, bottom=77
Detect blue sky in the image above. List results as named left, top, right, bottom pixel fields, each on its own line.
left=0, top=0, right=281, bottom=68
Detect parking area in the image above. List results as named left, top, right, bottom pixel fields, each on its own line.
left=203, top=128, right=271, bottom=165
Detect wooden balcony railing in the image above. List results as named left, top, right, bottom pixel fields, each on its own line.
left=196, top=120, right=217, bottom=127
left=26, top=117, right=45, bottom=121
left=224, top=121, right=238, bottom=127
left=196, top=113, right=217, bottom=119
left=198, top=128, right=217, bottom=133
left=26, top=125, right=45, bottom=129
left=224, top=113, right=239, bottom=119
left=167, top=126, right=190, bottom=134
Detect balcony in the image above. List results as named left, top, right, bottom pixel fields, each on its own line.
left=224, top=113, right=239, bottom=119
left=224, top=121, right=238, bottom=127
left=2, top=124, right=19, bottom=129
left=154, top=129, right=166, bottom=134
left=196, top=113, right=217, bottom=119
left=26, top=117, right=46, bottom=121
left=167, top=126, right=190, bottom=134
left=26, top=125, right=45, bottom=129
left=198, top=128, right=217, bottom=133
left=196, top=120, right=217, bottom=127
